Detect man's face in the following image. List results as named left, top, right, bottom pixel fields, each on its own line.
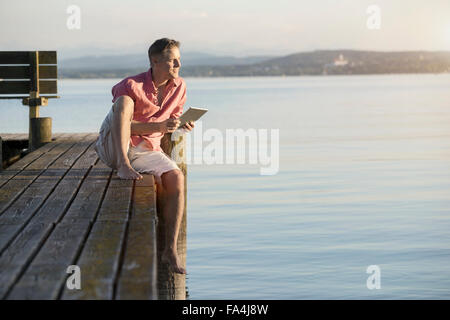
left=152, top=47, right=181, bottom=80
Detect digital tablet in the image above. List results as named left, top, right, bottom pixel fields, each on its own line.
left=178, top=107, right=208, bottom=127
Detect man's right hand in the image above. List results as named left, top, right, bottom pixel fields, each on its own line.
left=159, top=118, right=180, bottom=133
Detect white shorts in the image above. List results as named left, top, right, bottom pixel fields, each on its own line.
left=128, top=143, right=180, bottom=178
left=94, top=107, right=180, bottom=178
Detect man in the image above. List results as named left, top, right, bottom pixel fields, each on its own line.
left=94, top=38, right=194, bottom=274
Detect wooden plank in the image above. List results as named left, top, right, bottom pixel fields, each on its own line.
left=39, top=51, right=57, bottom=65
left=57, top=133, right=89, bottom=140
left=0, top=142, right=75, bottom=214
left=0, top=138, right=51, bottom=186
left=0, top=66, right=57, bottom=80
left=1, top=133, right=161, bottom=300
left=59, top=161, right=112, bottom=223
left=0, top=135, right=90, bottom=238
left=60, top=166, right=133, bottom=300
left=0, top=133, right=86, bottom=188
left=7, top=160, right=111, bottom=299
left=0, top=135, right=96, bottom=253
left=0, top=133, right=90, bottom=194
left=0, top=51, right=56, bottom=65
left=27, top=135, right=90, bottom=171
left=0, top=80, right=57, bottom=94
left=116, top=220, right=157, bottom=299
left=6, top=222, right=90, bottom=300
left=0, top=137, right=98, bottom=298
left=95, top=178, right=133, bottom=222
left=131, top=174, right=157, bottom=221
left=35, top=139, right=100, bottom=221
left=49, top=132, right=66, bottom=140
left=0, top=221, right=53, bottom=298
left=0, top=132, right=65, bottom=141
left=0, top=66, right=30, bottom=79
left=0, top=177, right=60, bottom=246
left=0, top=133, right=72, bottom=188
left=116, top=174, right=157, bottom=299
left=60, top=220, right=128, bottom=300
left=0, top=133, right=90, bottom=189
left=49, top=135, right=96, bottom=170
left=0, top=134, right=27, bottom=140
left=65, top=136, right=100, bottom=171
left=0, top=134, right=89, bottom=214
left=0, top=135, right=97, bottom=249
left=6, top=172, right=159, bottom=300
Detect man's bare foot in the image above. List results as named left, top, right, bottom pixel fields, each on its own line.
left=162, top=250, right=186, bottom=274
left=117, top=164, right=143, bottom=180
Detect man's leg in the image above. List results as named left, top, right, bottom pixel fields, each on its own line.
left=111, top=96, right=143, bottom=180
left=160, top=169, right=186, bottom=274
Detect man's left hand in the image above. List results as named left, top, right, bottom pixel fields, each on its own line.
left=181, top=121, right=195, bottom=131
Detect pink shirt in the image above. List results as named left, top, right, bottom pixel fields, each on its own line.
left=111, top=68, right=186, bottom=152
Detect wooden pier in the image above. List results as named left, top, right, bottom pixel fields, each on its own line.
left=0, top=133, right=187, bottom=299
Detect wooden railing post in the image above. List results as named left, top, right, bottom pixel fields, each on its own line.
left=27, top=51, right=52, bottom=151
left=28, top=51, right=39, bottom=149
left=30, top=117, right=52, bottom=151
left=157, top=131, right=187, bottom=300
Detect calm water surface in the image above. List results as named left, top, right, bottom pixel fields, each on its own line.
left=1, top=74, right=449, bottom=299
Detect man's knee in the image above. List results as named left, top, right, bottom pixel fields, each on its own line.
left=112, top=95, right=134, bottom=117
left=162, top=169, right=184, bottom=194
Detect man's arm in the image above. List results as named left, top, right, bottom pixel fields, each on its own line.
left=130, top=120, right=161, bottom=135
left=130, top=118, right=181, bottom=135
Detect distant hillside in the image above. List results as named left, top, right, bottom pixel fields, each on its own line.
left=181, top=50, right=450, bottom=76
left=59, top=52, right=274, bottom=70
left=59, top=50, right=450, bottom=78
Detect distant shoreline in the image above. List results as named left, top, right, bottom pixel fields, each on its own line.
left=58, top=71, right=450, bottom=80
left=58, top=50, right=450, bottom=79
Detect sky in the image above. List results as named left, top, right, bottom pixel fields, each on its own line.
left=1, top=0, right=450, bottom=59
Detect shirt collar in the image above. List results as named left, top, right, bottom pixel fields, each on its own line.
left=145, top=68, right=181, bottom=93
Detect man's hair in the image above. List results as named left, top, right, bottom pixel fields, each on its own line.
left=148, top=38, right=180, bottom=66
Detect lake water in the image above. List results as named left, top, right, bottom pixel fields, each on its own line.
left=1, top=74, right=450, bottom=299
